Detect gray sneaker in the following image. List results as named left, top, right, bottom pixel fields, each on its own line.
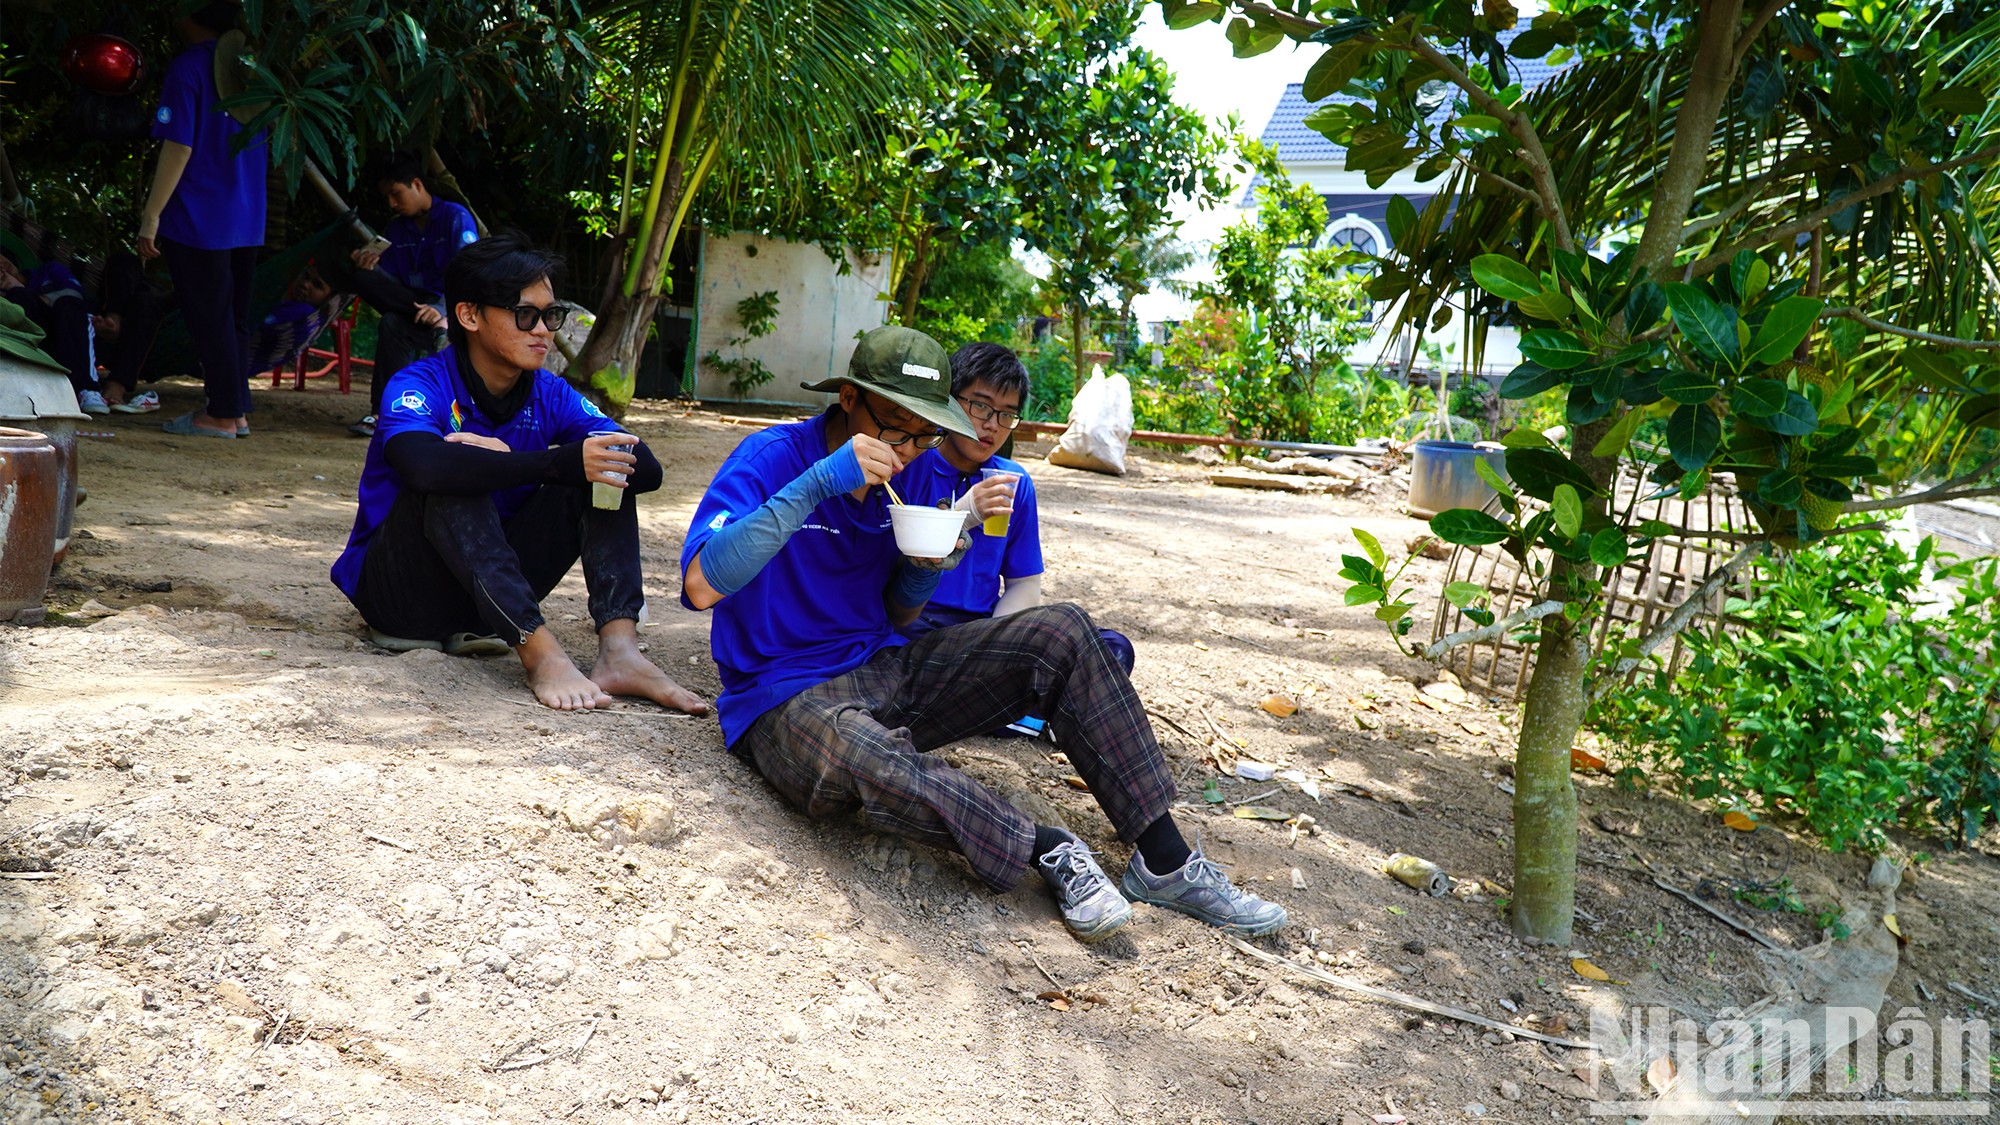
left=1036, top=835, right=1132, bottom=943
left=1121, top=847, right=1288, bottom=936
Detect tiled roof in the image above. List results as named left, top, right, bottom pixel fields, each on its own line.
left=1255, top=32, right=1573, bottom=167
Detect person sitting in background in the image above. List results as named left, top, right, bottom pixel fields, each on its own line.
left=898, top=343, right=1135, bottom=735
left=330, top=232, right=707, bottom=716
left=90, top=252, right=169, bottom=414
left=327, top=151, right=480, bottom=437
left=0, top=253, right=109, bottom=414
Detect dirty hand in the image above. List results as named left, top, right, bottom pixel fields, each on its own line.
left=444, top=432, right=512, bottom=453
left=413, top=304, right=445, bottom=329
left=582, top=432, right=638, bottom=487
left=905, top=531, right=972, bottom=573
left=966, top=473, right=1018, bottom=522
left=352, top=247, right=384, bottom=270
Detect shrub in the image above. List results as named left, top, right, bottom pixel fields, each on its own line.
left=1593, top=532, right=2000, bottom=852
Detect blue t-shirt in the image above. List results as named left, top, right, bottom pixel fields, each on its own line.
left=681, top=413, right=910, bottom=747
left=151, top=41, right=267, bottom=250
left=378, top=200, right=479, bottom=296
left=330, top=347, right=611, bottom=597
left=900, top=450, right=1043, bottom=616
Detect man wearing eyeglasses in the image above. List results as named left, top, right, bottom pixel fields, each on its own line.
left=679, top=326, right=1285, bottom=944
left=331, top=233, right=709, bottom=717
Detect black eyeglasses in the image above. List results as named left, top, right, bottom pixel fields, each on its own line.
left=493, top=303, right=569, bottom=332
left=859, top=393, right=945, bottom=449
left=956, top=395, right=1022, bottom=430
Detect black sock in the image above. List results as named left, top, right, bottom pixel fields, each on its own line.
left=1135, top=815, right=1191, bottom=874
left=1032, top=824, right=1073, bottom=865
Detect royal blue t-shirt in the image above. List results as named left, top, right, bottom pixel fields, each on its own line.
left=682, top=413, right=910, bottom=748
left=900, top=450, right=1043, bottom=616
left=151, top=41, right=267, bottom=250
left=378, top=200, right=478, bottom=296
left=330, top=347, right=611, bottom=597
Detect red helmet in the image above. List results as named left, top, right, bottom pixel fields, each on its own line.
left=60, top=34, right=144, bottom=97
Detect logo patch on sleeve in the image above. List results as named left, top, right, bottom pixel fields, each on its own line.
left=708, top=511, right=731, bottom=530
left=581, top=398, right=607, bottom=418
left=155, top=107, right=171, bottom=124
left=394, top=390, right=431, bottom=416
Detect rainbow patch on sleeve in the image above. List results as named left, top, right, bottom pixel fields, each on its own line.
left=449, top=400, right=464, bottom=432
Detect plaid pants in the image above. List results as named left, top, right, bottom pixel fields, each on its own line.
left=736, top=603, right=1177, bottom=892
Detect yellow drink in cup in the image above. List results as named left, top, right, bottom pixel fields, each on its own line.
left=588, top=429, right=634, bottom=510
left=980, top=468, right=1019, bottom=538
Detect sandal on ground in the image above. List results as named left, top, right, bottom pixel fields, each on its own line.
left=237, top=421, right=250, bottom=438
left=110, top=390, right=161, bottom=414
left=368, top=629, right=443, bottom=653
left=347, top=414, right=376, bottom=437
left=162, top=412, right=236, bottom=439
left=444, top=632, right=512, bottom=657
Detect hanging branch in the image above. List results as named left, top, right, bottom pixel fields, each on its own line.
left=1588, top=541, right=1767, bottom=704
left=1820, top=307, right=2000, bottom=351
left=1684, top=145, right=2000, bottom=278
left=1731, top=0, right=1797, bottom=71
left=1845, top=454, right=2000, bottom=513
left=1419, top=600, right=1564, bottom=662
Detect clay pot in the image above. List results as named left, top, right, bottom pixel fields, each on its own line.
left=0, top=426, right=60, bottom=625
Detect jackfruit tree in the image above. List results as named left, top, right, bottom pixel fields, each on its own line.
left=1164, top=0, right=2000, bottom=942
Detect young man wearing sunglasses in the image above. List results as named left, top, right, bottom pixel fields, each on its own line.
left=679, top=326, right=1285, bottom=944
left=331, top=233, right=708, bottom=716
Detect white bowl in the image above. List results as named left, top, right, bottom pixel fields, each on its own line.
left=889, top=504, right=965, bottom=558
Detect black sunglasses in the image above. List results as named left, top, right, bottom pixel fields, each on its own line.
left=492, top=303, right=569, bottom=332
left=860, top=393, right=945, bottom=449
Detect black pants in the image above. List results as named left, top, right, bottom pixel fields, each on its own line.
left=322, top=257, right=444, bottom=413
left=159, top=238, right=257, bottom=419
left=5, top=288, right=97, bottom=393
left=349, top=483, right=645, bottom=644
left=97, top=253, right=167, bottom=396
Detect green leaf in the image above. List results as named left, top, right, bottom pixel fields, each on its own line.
left=1429, top=509, right=1512, bottom=546
left=1500, top=426, right=1556, bottom=449
left=1551, top=484, right=1583, bottom=538
left=1764, top=392, right=1820, bottom=437
left=1473, top=455, right=1515, bottom=501
left=1376, top=603, right=1414, bottom=623
left=1164, top=1, right=1226, bottom=30
left=1302, top=42, right=1368, bottom=101
left=1591, top=407, right=1645, bottom=458
left=1499, top=361, right=1566, bottom=399
left=1901, top=346, right=1966, bottom=387
left=1226, top=16, right=1284, bottom=57
left=1667, top=402, right=1721, bottom=470
left=1623, top=282, right=1666, bottom=334
left=1520, top=329, right=1593, bottom=371
left=1309, top=15, right=1378, bottom=45
left=1589, top=529, right=1629, bottom=568
left=1658, top=368, right=1721, bottom=405
left=1924, top=84, right=1985, bottom=116
left=1679, top=467, right=1710, bottom=502
left=1733, top=378, right=1789, bottom=417
left=1567, top=385, right=1613, bottom=426
left=1516, top=290, right=1576, bottom=322
left=1748, top=297, right=1824, bottom=366
left=1637, top=518, right=1673, bottom=538
left=1954, top=394, right=2000, bottom=431
left=1664, top=284, right=1741, bottom=365
left=1757, top=469, right=1804, bottom=506
left=1727, top=251, right=1764, bottom=303
left=1505, top=447, right=1600, bottom=502
left=1508, top=26, right=1557, bottom=56
left=1470, top=255, right=1544, bottom=302
left=1345, top=584, right=1385, bottom=606
left=1444, top=581, right=1487, bottom=608
left=1353, top=527, right=1386, bottom=569
left=1386, top=195, right=1416, bottom=247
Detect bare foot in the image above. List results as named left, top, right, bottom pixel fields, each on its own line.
left=518, top=628, right=610, bottom=711
left=591, top=622, right=710, bottom=715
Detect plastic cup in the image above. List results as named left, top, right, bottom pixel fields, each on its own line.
left=888, top=504, right=965, bottom=558
left=979, top=468, right=1020, bottom=538
left=589, top=429, right=634, bottom=510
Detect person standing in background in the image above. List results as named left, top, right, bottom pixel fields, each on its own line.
left=138, top=1, right=266, bottom=440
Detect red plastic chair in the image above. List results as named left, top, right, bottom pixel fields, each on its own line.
left=268, top=297, right=373, bottom=393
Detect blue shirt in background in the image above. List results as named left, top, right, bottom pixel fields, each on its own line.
left=378, top=199, right=478, bottom=296
left=681, top=412, right=908, bottom=748
left=151, top=40, right=267, bottom=250
left=900, top=450, right=1043, bottom=616
left=330, top=347, right=609, bottom=597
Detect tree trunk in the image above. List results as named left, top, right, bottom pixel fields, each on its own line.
left=1070, top=303, right=1088, bottom=392
left=570, top=288, right=664, bottom=415
left=1510, top=617, right=1587, bottom=943
left=898, top=229, right=934, bottom=327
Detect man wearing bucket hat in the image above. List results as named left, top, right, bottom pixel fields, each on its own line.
left=680, top=325, right=1286, bottom=943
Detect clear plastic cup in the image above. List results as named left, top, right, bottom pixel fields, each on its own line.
left=589, top=428, right=634, bottom=510
left=979, top=467, right=1020, bottom=538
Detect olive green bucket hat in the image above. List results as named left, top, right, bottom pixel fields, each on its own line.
left=802, top=325, right=976, bottom=439
left=0, top=298, right=69, bottom=375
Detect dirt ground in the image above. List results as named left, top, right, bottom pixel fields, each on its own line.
left=3, top=374, right=1997, bottom=1125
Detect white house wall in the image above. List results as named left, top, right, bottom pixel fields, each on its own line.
left=691, top=232, right=892, bottom=407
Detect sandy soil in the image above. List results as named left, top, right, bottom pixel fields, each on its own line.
left=3, top=374, right=1997, bottom=1125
